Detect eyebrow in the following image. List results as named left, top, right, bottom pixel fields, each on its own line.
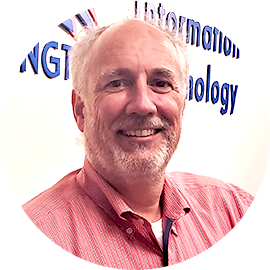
left=99, top=68, right=132, bottom=79
left=150, top=68, right=176, bottom=79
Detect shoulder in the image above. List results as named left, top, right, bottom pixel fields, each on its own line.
left=22, top=168, right=82, bottom=221
left=166, top=171, right=254, bottom=207
left=167, top=171, right=229, bottom=187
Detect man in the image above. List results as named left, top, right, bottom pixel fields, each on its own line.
left=23, top=18, right=253, bottom=269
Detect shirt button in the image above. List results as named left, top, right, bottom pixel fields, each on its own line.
left=126, top=227, right=133, bottom=234
left=138, top=219, right=144, bottom=225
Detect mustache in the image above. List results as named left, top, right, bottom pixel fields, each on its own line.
left=111, top=115, right=171, bottom=131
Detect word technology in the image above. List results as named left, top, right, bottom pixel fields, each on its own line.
left=189, top=65, right=238, bottom=115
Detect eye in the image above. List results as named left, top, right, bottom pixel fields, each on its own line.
left=105, top=79, right=129, bottom=91
left=108, top=80, right=122, bottom=87
left=154, top=81, right=171, bottom=88
left=150, top=80, right=173, bottom=93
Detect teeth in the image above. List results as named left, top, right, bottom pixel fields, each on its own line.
left=123, top=129, right=155, bottom=137
left=141, top=130, right=148, bottom=137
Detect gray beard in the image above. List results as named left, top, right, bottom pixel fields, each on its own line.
left=83, top=111, right=179, bottom=180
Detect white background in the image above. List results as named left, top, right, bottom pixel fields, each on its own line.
left=0, top=2, right=270, bottom=203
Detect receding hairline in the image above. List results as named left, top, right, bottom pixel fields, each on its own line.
left=86, top=18, right=178, bottom=57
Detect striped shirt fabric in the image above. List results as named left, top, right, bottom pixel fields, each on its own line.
left=23, top=160, right=254, bottom=269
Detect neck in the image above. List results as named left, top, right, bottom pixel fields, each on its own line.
left=120, top=175, right=164, bottom=223
left=102, top=170, right=165, bottom=223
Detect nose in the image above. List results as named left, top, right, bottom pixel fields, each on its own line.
left=125, top=80, right=158, bottom=116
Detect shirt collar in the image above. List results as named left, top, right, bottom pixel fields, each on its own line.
left=77, top=159, right=132, bottom=219
left=162, top=175, right=190, bottom=219
left=77, top=159, right=190, bottom=221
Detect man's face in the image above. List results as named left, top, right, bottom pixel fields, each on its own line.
left=82, top=20, right=186, bottom=179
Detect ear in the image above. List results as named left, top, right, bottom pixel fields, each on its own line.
left=72, top=90, right=85, bottom=132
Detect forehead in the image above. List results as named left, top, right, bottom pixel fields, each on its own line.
left=88, top=20, right=180, bottom=75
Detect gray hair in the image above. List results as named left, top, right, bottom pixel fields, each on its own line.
left=70, top=18, right=190, bottom=100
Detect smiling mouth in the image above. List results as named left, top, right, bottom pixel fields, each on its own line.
left=119, top=129, right=162, bottom=137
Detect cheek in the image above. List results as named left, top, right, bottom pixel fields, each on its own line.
left=93, top=92, right=128, bottom=129
left=157, top=93, right=185, bottom=125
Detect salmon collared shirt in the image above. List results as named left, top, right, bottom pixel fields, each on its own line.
left=23, top=160, right=253, bottom=269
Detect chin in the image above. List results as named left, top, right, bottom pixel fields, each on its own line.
left=112, top=144, right=171, bottom=176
